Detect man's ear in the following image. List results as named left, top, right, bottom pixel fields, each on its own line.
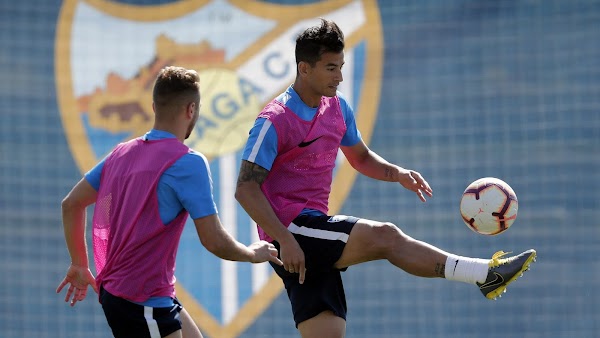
left=186, top=102, right=196, bottom=118
left=298, top=61, right=309, bottom=76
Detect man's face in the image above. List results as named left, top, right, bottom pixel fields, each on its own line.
left=306, top=51, right=344, bottom=98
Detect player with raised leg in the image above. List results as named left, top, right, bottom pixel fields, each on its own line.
left=235, top=19, right=536, bottom=338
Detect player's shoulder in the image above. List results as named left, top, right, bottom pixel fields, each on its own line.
left=336, top=91, right=351, bottom=106
left=258, top=100, right=287, bottom=124
left=183, top=149, right=210, bottom=166
left=270, top=87, right=302, bottom=113
left=262, top=95, right=287, bottom=114
left=335, top=91, right=354, bottom=117
left=168, top=149, right=210, bottom=176
left=275, top=90, right=292, bottom=105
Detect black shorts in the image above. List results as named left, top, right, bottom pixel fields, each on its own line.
left=100, top=287, right=183, bottom=338
left=270, top=214, right=359, bottom=327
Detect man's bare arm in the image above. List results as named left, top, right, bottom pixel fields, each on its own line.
left=235, top=160, right=306, bottom=282
left=235, top=160, right=290, bottom=242
left=237, top=159, right=269, bottom=186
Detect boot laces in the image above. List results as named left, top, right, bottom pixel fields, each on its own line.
left=489, top=251, right=514, bottom=268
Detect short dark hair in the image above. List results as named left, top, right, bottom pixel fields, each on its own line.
left=295, top=19, right=345, bottom=68
left=152, top=66, right=200, bottom=116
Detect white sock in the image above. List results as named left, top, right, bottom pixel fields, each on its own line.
left=444, top=254, right=489, bottom=285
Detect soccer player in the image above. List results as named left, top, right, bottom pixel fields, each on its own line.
left=57, top=66, right=282, bottom=338
left=235, top=19, right=536, bottom=338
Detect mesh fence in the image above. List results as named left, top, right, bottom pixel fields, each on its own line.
left=0, top=1, right=598, bottom=337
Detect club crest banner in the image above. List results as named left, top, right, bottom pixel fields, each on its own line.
left=55, top=0, right=383, bottom=336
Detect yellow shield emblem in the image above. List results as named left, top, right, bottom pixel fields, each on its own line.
left=55, top=1, right=383, bottom=336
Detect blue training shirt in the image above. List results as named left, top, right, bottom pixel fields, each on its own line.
left=241, top=86, right=362, bottom=217
left=242, top=86, right=361, bottom=171
left=85, top=129, right=217, bottom=307
left=86, top=129, right=217, bottom=223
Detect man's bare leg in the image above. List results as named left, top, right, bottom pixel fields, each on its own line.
left=298, top=310, right=345, bottom=338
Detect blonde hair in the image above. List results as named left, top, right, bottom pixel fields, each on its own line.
left=152, top=66, right=200, bottom=119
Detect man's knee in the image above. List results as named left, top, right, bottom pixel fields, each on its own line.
left=372, top=222, right=408, bottom=252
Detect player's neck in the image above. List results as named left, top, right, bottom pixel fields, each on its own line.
left=292, top=80, right=321, bottom=108
left=152, top=122, right=185, bottom=142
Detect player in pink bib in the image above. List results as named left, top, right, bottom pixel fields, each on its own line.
left=57, top=66, right=282, bottom=338
left=236, top=19, right=536, bottom=338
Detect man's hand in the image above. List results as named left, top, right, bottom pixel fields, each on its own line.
left=248, top=240, right=283, bottom=267
left=278, top=236, right=307, bottom=284
left=56, top=264, right=98, bottom=306
left=398, top=168, right=433, bottom=202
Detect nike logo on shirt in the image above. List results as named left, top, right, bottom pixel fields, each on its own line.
left=298, top=136, right=322, bottom=147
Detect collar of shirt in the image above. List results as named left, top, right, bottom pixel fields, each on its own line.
left=142, top=129, right=177, bottom=141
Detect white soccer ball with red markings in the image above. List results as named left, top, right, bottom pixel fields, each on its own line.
left=460, top=177, right=518, bottom=235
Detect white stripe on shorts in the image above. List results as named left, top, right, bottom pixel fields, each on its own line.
left=144, top=306, right=160, bottom=338
left=288, top=222, right=350, bottom=243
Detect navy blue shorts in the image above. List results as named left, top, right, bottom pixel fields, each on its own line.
left=270, top=214, right=358, bottom=327
left=100, top=288, right=182, bottom=338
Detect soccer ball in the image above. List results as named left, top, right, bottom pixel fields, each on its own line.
left=460, top=177, right=518, bottom=235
